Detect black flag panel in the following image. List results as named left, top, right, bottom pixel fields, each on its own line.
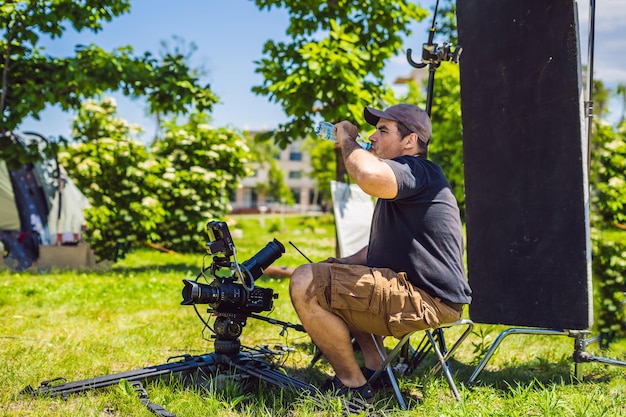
left=457, top=0, right=592, bottom=329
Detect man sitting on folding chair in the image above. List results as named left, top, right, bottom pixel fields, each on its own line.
left=289, top=103, right=472, bottom=402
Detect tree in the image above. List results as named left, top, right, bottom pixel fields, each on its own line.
left=151, top=113, right=252, bottom=252
left=251, top=0, right=428, bottom=152
left=1, top=0, right=218, bottom=166
left=59, top=98, right=167, bottom=260
left=304, top=137, right=336, bottom=211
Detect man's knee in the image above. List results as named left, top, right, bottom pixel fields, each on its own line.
left=290, top=264, right=313, bottom=298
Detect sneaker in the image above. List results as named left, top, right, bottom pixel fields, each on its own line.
left=361, top=367, right=395, bottom=390
left=320, top=376, right=374, bottom=403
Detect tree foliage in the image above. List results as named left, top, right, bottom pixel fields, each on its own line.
left=251, top=0, right=428, bottom=148
left=151, top=113, right=252, bottom=252
left=60, top=99, right=251, bottom=258
left=58, top=98, right=167, bottom=260
left=1, top=0, right=218, bottom=166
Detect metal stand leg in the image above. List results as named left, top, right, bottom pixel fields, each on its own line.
left=23, top=347, right=373, bottom=415
left=426, top=329, right=461, bottom=400
left=468, top=328, right=569, bottom=384
left=469, top=328, right=626, bottom=385
left=571, top=330, right=626, bottom=378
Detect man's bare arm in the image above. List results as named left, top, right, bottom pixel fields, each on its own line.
left=335, top=121, right=398, bottom=199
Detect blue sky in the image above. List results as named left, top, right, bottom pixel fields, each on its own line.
left=18, top=0, right=626, bottom=141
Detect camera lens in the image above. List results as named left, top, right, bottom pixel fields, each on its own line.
left=181, top=279, right=220, bottom=305
left=241, top=239, right=285, bottom=280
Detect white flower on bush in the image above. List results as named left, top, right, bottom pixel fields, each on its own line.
left=138, top=160, right=158, bottom=170
left=189, top=166, right=206, bottom=174
left=142, top=197, right=159, bottom=208
left=608, top=177, right=624, bottom=188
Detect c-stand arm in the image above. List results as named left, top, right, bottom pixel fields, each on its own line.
left=406, top=0, right=461, bottom=117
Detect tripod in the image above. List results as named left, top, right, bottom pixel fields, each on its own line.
left=22, top=312, right=371, bottom=416
left=23, top=314, right=317, bottom=415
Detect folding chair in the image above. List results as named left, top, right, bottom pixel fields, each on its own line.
left=368, top=319, right=474, bottom=409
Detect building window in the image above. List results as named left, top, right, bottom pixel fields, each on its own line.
left=288, top=142, right=303, bottom=161
left=289, top=151, right=302, bottom=161
left=288, top=170, right=302, bottom=179
left=291, top=188, right=301, bottom=204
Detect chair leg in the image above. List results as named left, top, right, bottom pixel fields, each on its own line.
left=369, top=332, right=412, bottom=410
left=426, top=329, right=461, bottom=400
left=368, top=320, right=474, bottom=407
left=428, top=319, right=474, bottom=378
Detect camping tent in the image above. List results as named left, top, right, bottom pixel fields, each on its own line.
left=1, top=131, right=90, bottom=271
left=0, top=160, right=20, bottom=231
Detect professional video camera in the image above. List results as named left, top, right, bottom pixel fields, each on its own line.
left=181, top=220, right=284, bottom=314
left=181, top=221, right=286, bottom=354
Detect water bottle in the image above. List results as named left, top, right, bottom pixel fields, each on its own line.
left=315, top=121, right=372, bottom=151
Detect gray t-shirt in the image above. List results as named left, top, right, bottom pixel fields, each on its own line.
left=367, top=155, right=472, bottom=304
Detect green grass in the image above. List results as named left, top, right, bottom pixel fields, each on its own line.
left=2, top=213, right=626, bottom=416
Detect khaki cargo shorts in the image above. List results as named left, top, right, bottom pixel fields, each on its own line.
left=310, top=263, right=462, bottom=338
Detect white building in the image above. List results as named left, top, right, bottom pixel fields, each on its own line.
left=231, top=139, right=321, bottom=213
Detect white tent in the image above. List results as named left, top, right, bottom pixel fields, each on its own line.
left=1, top=132, right=91, bottom=270
left=0, top=160, right=20, bottom=231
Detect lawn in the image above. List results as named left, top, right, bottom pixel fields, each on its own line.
left=2, top=213, right=626, bottom=416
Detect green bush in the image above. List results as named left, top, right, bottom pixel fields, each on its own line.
left=61, top=100, right=251, bottom=259
left=590, top=119, right=626, bottom=343
left=592, top=229, right=626, bottom=345
left=151, top=112, right=251, bottom=252
left=60, top=99, right=167, bottom=260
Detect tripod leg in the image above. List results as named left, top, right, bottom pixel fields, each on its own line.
left=22, top=354, right=218, bottom=397
left=227, top=354, right=372, bottom=414
left=229, top=355, right=317, bottom=395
